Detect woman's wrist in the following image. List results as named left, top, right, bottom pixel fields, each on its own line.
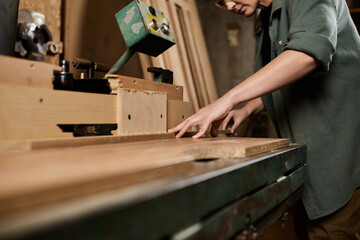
left=226, top=89, right=239, bottom=109
left=245, top=97, right=265, bottom=117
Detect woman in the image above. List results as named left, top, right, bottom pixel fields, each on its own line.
left=169, top=0, right=360, bottom=238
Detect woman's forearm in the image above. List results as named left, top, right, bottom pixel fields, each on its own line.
left=226, top=50, right=320, bottom=106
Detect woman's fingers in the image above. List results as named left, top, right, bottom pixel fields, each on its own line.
left=222, top=113, right=233, bottom=130
left=231, top=119, right=241, bottom=133
left=192, top=121, right=210, bottom=139
left=210, top=119, right=224, bottom=137
left=168, top=119, right=187, bottom=133
left=168, top=114, right=195, bottom=133
left=176, top=116, right=201, bottom=138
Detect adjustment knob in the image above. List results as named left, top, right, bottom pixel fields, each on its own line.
left=161, top=24, right=170, bottom=34
left=148, top=6, right=156, bottom=16
left=149, top=19, right=159, bottom=31
left=162, top=17, right=170, bottom=26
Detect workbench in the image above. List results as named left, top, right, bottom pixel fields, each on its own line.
left=0, top=137, right=306, bottom=240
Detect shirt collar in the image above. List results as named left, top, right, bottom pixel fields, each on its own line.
left=270, top=0, right=283, bottom=22
left=271, top=0, right=283, bottom=13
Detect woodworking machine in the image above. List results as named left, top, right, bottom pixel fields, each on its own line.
left=108, top=0, right=176, bottom=74
left=0, top=1, right=307, bottom=240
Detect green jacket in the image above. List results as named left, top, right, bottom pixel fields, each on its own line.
left=256, top=0, right=360, bottom=219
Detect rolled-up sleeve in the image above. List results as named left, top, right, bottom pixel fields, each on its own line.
left=284, top=0, right=337, bottom=72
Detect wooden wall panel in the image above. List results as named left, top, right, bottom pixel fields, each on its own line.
left=195, top=0, right=256, bottom=97
left=63, top=0, right=143, bottom=79
left=140, top=0, right=219, bottom=112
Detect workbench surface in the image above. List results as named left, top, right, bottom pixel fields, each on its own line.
left=0, top=137, right=306, bottom=239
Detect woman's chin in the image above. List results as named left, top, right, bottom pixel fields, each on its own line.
left=243, top=9, right=256, bottom=17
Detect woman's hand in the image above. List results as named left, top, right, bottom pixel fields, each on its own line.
left=222, top=97, right=265, bottom=134
left=168, top=95, right=235, bottom=138
left=221, top=109, right=249, bottom=135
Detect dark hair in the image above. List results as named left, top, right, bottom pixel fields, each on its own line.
left=215, top=0, right=227, bottom=9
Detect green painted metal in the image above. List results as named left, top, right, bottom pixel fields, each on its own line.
left=116, top=1, right=147, bottom=49
left=181, top=166, right=306, bottom=240
left=108, top=0, right=176, bottom=74
left=154, top=74, right=162, bottom=83
left=107, top=48, right=136, bottom=75
left=20, top=145, right=306, bottom=240
left=115, top=0, right=175, bottom=57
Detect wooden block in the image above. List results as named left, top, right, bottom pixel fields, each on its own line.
left=117, top=88, right=167, bottom=135
left=0, top=55, right=61, bottom=89
left=167, top=100, right=194, bottom=129
left=0, top=84, right=117, bottom=140
left=108, top=74, right=183, bottom=101
left=186, top=137, right=290, bottom=159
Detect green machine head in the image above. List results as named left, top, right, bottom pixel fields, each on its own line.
left=108, top=0, right=176, bottom=75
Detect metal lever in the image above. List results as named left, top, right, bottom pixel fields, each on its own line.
left=72, top=58, right=110, bottom=78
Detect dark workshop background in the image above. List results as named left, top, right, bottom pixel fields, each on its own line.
left=12, top=0, right=360, bottom=239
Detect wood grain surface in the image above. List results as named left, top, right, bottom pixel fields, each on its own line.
left=167, top=100, right=194, bottom=129
left=0, top=56, right=61, bottom=89
left=108, top=75, right=184, bottom=101
left=0, top=137, right=289, bottom=217
left=0, top=133, right=175, bottom=151
left=117, top=88, right=167, bottom=135
left=0, top=84, right=116, bottom=140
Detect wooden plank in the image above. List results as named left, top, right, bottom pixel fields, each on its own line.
left=176, top=3, right=209, bottom=107
left=108, top=74, right=183, bottom=101
left=0, top=84, right=116, bottom=140
left=0, top=133, right=175, bottom=151
left=167, top=100, right=194, bottom=129
left=187, top=0, right=218, bottom=103
left=0, top=137, right=289, bottom=217
left=159, top=0, right=201, bottom=109
left=117, top=88, right=167, bottom=135
left=185, top=137, right=290, bottom=159
left=0, top=56, right=61, bottom=89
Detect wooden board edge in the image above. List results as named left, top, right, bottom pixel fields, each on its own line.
left=108, top=74, right=183, bottom=101
left=245, top=138, right=290, bottom=157
left=0, top=133, right=175, bottom=151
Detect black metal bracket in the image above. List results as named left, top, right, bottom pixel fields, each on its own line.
left=147, top=67, right=173, bottom=84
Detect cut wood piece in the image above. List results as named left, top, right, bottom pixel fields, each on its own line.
left=117, top=88, right=167, bottom=135
left=0, top=137, right=289, bottom=217
left=0, top=56, right=61, bottom=89
left=167, top=100, right=194, bottom=129
left=107, top=74, right=183, bottom=101
left=0, top=133, right=175, bottom=151
left=186, top=138, right=290, bottom=159
left=0, top=84, right=117, bottom=140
